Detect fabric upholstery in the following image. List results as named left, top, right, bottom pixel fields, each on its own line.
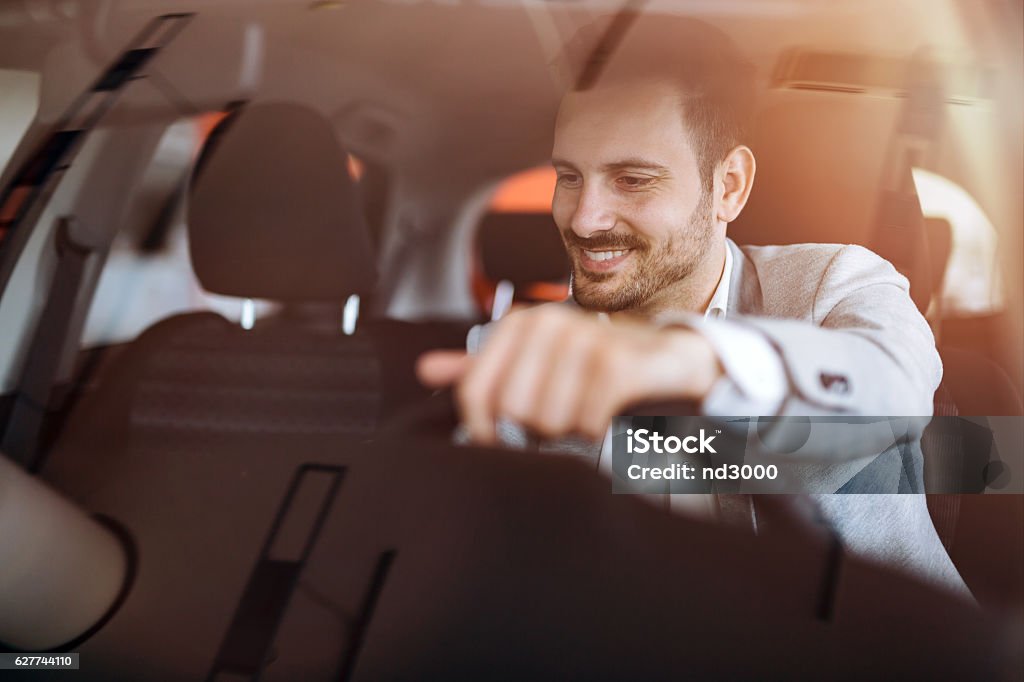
left=188, top=102, right=376, bottom=301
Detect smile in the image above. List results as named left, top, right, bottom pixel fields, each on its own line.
left=580, top=248, right=633, bottom=272
left=583, top=249, right=630, bottom=261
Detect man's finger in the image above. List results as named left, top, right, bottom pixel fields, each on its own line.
left=533, top=330, right=595, bottom=438
left=577, top=349, right=629, bottom=441
left=496, top=310, right=565, bottom=428
left=416, top=350, right=472, bottom=389
left=460, top=312, right=529, bottom=444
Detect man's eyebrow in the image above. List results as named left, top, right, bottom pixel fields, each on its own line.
left=550, top=158, right=671, bottom=173
left=600, top=158, right=670, bottom=173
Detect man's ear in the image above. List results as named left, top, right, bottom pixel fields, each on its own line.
left=715, top=145, right=756, bottom=223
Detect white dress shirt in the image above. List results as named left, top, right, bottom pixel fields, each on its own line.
left=597, top=243, right=789, bottom=517
left=654, top=242, right=789, bottom=418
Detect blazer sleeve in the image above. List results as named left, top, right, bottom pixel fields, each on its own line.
left=724, top=244, right=941, bottom=417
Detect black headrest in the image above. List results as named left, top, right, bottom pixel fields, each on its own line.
left=479, top=212, right=570, bottom=286
left=188, top=102, right=376, bottom=302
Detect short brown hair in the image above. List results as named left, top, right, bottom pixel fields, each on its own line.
left=563, top=16, right=756, bottom=191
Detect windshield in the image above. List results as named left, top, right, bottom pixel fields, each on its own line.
left=0, top=2, right=1021, bottom=679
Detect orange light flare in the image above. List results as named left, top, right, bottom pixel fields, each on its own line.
left=489, top=166, right=557, bottom=212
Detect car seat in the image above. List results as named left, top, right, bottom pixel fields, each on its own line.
left=43, top=101, right=470, bottom=467
left=732, top=88, right=1023, bottom=613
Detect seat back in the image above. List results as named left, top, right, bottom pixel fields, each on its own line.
left=729, top=92, right=984, bottom=559
left=731, top=94, right=934, bottom=314
left=49, top=102, right=468, bottom=463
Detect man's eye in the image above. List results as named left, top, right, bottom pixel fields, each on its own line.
left=557, top=174, right=582, bottom=188
left=616, top=176, right=654, bottom=189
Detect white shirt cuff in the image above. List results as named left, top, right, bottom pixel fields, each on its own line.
left=656, top=313, right=788, bottom=417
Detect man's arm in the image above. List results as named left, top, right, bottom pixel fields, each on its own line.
left=418, top=245, right=939, bottom=442
left=676, top=244, right=940, bottom=418
left=418, top=307, right=722, bottom=444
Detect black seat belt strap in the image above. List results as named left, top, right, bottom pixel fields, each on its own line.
left=2, top=217, right=91, bottom=470
left=0, top=14, right=195, bottom=470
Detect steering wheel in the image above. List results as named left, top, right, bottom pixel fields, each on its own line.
left=377, top=389, right=462, bottom=442
left=378, top=389, right=702, bottom=444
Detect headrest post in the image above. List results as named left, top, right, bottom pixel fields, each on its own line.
left=240, top=298, right=255, bottom=330
left=343, top=294, right=360, bottom=336
left=491, top=279, right=515, bottom=322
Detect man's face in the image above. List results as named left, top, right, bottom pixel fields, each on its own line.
left=551, top=78, right=718, bottom=313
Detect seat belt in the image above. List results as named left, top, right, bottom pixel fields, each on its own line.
left=1, top=218, right=92, bottom=470
left=870, top=54, right=946, bottom=313
left=0, top=14, right=196, bottom=471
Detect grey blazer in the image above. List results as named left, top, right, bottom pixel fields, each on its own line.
left=714, top=238, right=939, bottom=417
left=468, top=239, right=969, bottom=596
left=712, top=239, right=966, bottom=595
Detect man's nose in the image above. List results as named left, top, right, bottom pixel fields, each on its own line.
left=569, top=184, right=616, bottom=237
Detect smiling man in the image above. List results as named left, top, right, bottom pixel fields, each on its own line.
left=418, top=19, right=967, bottom=594
left=552, top=81, right=729, bottom=320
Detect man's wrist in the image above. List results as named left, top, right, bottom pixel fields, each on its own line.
left=658, top=328, right=724, bottom=401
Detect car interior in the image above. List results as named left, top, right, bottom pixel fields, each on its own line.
left=0, top=0, right=1021, bottom=679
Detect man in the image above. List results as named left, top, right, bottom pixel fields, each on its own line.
left=418, top=19, right=967, bottom=594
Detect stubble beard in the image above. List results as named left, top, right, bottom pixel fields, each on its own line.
left=567, top=191, right=715, bottom=313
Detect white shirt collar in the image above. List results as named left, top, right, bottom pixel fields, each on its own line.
left=704, top=242, right=732, bottom=320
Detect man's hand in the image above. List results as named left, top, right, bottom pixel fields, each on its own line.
left=416, top=306, right=723, bottom=445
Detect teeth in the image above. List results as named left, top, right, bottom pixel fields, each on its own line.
left=583, top=249, right=629, bottom=262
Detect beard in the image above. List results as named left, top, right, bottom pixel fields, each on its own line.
left=564, top=190, right=715, bottom=313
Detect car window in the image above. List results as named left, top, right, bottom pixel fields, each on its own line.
left=0, top=3, right=1021, bottom=675
left=81, top=220, right=281, bottom=347
left=77, top=116, right=279, bottom=347
left=912, top=167, right=1004, bottom=316
left=0, top=69, right=38, bottom=179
